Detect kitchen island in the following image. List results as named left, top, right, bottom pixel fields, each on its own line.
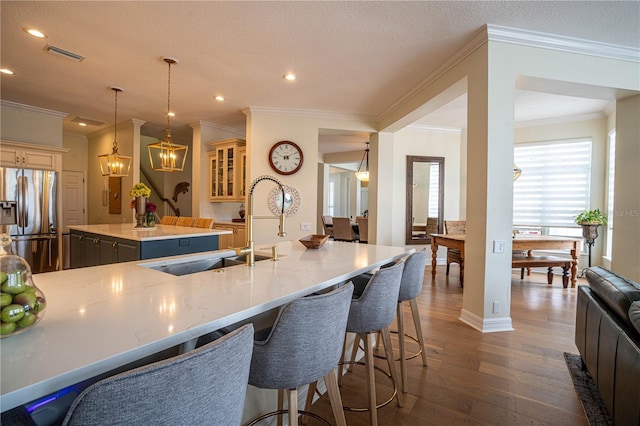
left=0, top=240, right=413, bottom=415
left=68, top=223, right=232, bottom=268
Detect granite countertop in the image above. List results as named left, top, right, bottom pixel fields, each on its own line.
left=0, top=240, right=412, bottom=412
left=68, top=223, right=232, bottom=241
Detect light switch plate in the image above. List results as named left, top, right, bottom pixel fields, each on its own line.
left=300, top=222, right=311, bottom=231
left=493, top=240, right=505, bottom=253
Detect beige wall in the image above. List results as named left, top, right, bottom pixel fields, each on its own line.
left=62, top=132, right=88, bottom=173
left=391, top=127, right=462, bottom=247
left=1, top=101, right=66, bottom=147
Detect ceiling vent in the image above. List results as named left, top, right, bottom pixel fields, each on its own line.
left=71, top=116, right=105, bottom=126
left=45, top=45, right=85, bottom=62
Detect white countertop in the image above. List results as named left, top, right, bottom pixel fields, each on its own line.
left=0, top=240, right=412, bottom=412
left=68, top=223, right=232, bottom=241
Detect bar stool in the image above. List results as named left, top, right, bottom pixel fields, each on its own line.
left=350, top=250, right=429, bottom=394
left=339, top=261, right=405, bottom=426
left=62, top=324, right=254, bottom=425
left=247, top=283, right=354, bottom=426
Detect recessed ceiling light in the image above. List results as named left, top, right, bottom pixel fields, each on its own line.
left=214, top=95, right=225, bottom=101
left=78, top=122, right=87, bottom=127
left=284, top=73, right=296, bottom=81
left=167, top=112, right=175, bottom=117
left=0, top=68, right=14, bottom=75
left=24, top=28, right=46, bottom=38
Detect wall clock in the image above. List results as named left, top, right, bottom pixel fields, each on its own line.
left=268, top=141, right=303, bottom=175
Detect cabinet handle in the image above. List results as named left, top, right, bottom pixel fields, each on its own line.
left=113, top=241, right=118, bottom=250
left=94, top=237, right=100, bottom=246
left=79, top=234, right=84, bottom=242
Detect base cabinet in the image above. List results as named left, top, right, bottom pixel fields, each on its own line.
left=70, top=230, right=218, bottom=268
left=212, top=223, right=245, bottom=248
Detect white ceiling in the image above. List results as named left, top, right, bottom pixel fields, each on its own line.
left=1, top=1, right=638, bottom=150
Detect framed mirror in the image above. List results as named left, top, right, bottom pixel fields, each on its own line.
left=406, top=156, right=444, bottom=245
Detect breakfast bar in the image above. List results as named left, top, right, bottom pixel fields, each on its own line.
left=0, top=240, right=413, bottom=414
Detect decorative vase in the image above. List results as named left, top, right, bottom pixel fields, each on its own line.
left=146, top=211, right=155, bottom=227
left=135, top=196, right=147, bottom=228
left=238, top=203, right=245, bottom=220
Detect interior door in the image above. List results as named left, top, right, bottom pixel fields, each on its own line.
left=61, top=171, right=86, bottom=232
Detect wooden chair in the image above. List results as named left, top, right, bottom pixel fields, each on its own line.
left=175, top=216, right=194, bottom=227
left=444, top=220, right=466, bottom=281
left=332, top=217, right=359, bottom=242
left=321, top=215, right=334, bottom=238
left=426, top=217, right=438, bottom=235
left=356, top=217, right=368, bottom=243
left=160, top=216, right=178, bottom=225
left=192, top=218, right=214, bottom=229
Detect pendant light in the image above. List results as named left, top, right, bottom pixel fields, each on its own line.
left=355, top=142, right=370, bottom=182
left=99, top=87, right=131, bottom=177
left=513, top=163, right=522, bottom=181
left=148, top=57, right=188, bottom=172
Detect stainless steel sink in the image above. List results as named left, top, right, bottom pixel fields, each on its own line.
left=141, top=253, right=271, bottom=276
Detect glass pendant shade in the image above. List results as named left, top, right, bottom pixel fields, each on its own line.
left=355, top=142, right=370, bottom=182
left=513, top=163, right=522, bottom=181
left=100, top=87, right=131, bottom=177
left=148, top=57, right=188, bottom=172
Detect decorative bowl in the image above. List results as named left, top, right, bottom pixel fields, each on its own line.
left=298, top=234, right=329, bottom=249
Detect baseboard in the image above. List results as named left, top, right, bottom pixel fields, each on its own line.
left=459, top=309, right=514, bottom=333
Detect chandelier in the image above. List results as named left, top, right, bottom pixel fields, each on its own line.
left=98, top=87, right=131, bottom=177
left=148, top=57, right=188, bottom=172
left=355, top=142, right=370, bottom=182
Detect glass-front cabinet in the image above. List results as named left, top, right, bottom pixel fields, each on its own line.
left=209, top=138, right=246, bottom=202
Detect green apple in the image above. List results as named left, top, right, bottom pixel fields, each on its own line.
left=0, top=271, right=7, bottom=284
left=16, top=311, right=37, bottom=328
left=23, top=285, right=36, bottom=294
left=32, top=297, right=46, bottom=313
left=1, top=304, right=25, bottom=323
left=1, top=271, right=26, bottom=295
left=0, top=293, right=12, bottom=307
left=13, top=292, right=37, bottom=309
left=0, top=321, right=16, bottom=335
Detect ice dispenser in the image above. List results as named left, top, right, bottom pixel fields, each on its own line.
left=1, top=201, right=17, bottom=225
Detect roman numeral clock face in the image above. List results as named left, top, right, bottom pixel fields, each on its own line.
left=268, top=141, right=304, bottom=175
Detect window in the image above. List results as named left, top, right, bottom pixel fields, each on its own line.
left=428, top=163, right=440, bottom=218
left=513, top=139, right=592, bottom=231
left=328, top=181, right=335, bottom=216
left=605, top=131, right=615, bottom=258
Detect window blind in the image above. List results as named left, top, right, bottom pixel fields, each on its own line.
left=513, top=139, right=592, bottom=227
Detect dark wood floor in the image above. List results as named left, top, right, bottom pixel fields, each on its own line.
left=306, top=266, right=589, bottom=425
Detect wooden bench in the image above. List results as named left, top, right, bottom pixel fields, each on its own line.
left=512, top=255, right=572, bottom=288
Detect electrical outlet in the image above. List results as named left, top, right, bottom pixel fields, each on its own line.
left=300, top=222, right=311, bottom=231
left=493, top=240, right=505, bottom=253
left=493, top=301, right=500, bottom=314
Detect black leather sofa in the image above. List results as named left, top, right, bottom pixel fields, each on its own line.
left=575, top=266, right=640, bottom=425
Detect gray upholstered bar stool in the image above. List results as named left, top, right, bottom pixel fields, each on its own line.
left=247, top=283, right=354, bottom=426
left=340, top=261, right=405, bottom=426
left=351, top=250, right=429, bottom=394
left=62, top=324, right=254, bottom=426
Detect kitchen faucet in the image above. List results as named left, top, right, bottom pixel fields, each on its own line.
left=234, top=175, right=287, bottom=267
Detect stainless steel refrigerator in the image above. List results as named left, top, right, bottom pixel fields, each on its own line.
left=0, top=166, right=60, bottom=273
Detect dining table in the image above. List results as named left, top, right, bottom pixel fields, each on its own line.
left=430, top=234, right=582, bottom=287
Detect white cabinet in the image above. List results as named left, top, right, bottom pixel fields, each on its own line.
left=209, top=138, right=246, bottom=202
left=0, top=141, right=65, bottom=170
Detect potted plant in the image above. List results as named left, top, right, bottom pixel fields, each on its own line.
left=575, top=208, right=607, bottom=243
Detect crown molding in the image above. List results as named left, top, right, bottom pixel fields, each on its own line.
left=190, top=120, right=244, bottom=138
left=486, top=24, right=640, bottom=63
left=515, top=111, right=606, bottom=128
left=405, top=124, right=462, bottom=134
left=1, top=100, right=68, bottom=119
left=244, top=106, right=377, bottom=124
